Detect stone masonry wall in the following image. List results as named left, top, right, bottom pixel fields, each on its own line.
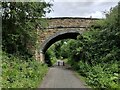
left=39, top=17, right=99, bottom=45
left=36, top=17, right=99, bottom=61
left=47, top=17, right=98, bottom=28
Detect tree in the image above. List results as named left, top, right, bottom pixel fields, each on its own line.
left=2, top=2, right=52, bottom=57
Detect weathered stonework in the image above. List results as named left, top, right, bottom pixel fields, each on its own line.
left=36, top=17, right=99, bottom=62
left=47, top=17, right=98, bottom=28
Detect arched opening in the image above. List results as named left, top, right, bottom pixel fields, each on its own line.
left=40, top=30, right=82, bottom=63
left=45, top=39, right=78, bottom=66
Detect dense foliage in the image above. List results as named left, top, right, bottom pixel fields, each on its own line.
left=2, top=52, right=48, bottom=88
left=46, top=2, right=120, bottom=88
left=45, top=44, right=57, bottom=66
left=1, top=2, right=52, bottom=88
left=2, top=2, right=51, bottom=56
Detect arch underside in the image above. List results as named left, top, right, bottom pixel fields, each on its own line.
left=40, top=30, right=82, bottom=53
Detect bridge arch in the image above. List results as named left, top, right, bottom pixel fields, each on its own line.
left=40, top=30, right=82, bottom=62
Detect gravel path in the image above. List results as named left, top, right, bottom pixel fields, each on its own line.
left=40, top=64, right=88, bottom=88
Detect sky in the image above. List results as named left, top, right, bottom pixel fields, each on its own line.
left=45, top=0, right=119, bottom=18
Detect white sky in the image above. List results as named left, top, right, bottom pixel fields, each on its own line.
left=45, top=0, right=119, bottom=18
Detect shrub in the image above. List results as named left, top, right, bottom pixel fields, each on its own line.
left=2, top=52, right=48, bottom=88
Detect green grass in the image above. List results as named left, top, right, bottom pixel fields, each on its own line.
left=2, top=52, right=48, bottom=88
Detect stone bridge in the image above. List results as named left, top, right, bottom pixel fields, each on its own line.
left=36, top=17, right=100, bottom=62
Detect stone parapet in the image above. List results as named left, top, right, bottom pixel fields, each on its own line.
left=47, top=17, right=99, bottom=28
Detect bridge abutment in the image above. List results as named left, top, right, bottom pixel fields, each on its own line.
left=40, top=51, right=45, bottom=63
